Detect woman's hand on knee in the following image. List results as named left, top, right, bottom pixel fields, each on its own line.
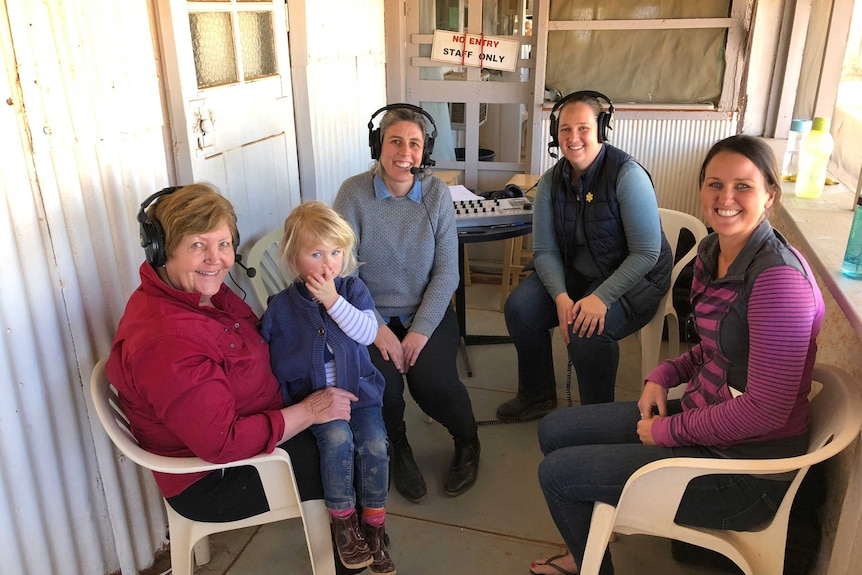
left=637, top=416, right=660, bottom=445
left=375, top=324, right=405, bottom=373
left=401, top=331, right=429, bottom=369
left=571, top=294, right=607, bottom=338
left=554, top=294, right=576, bottom=345
left=637, top=383, right=667, bottom=446
left=637, top=381, right=668, bottom=420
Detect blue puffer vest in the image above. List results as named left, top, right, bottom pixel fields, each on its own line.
left=550, top=145, right=672, bottom=319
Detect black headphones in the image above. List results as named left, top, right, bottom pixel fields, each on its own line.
left=137, top=186, right=243, bottom=270
left=368, top=103, right=438, bottom=173
left=490, top=184, right=526, bottom=200
left=548, top=90, right=615, bottom=156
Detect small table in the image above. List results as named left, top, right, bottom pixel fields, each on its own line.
left=456, top=222, right=533, bottom=376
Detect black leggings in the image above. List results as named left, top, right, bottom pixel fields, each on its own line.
left=371, top=307, right=477, bottom=442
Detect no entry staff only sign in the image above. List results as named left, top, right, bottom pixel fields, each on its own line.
left=430, top=30, right=519, bottom=72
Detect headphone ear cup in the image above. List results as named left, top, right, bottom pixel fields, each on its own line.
left=423, top=134, right=435, bottom=168
left=597, top=110, right=613, bottom=143
left=369, top=128, right=382, bottom=160
left=548, top=114, right=559, bottom=150
left=596, top=111, right=605, bottom=143
left=140, top=218, right=167, bottom=268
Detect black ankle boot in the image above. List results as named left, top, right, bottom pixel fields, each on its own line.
left=444, top=435, right=480, bottom=496
left=390, top=436, right=426, bottom=503
left=496, top=395, right=557, bottom=422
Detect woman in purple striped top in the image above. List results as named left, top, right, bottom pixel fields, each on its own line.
left=529, top=135, right=825, bottom=575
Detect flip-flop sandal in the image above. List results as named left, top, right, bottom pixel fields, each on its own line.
left=529, top=553, right=578, bottom=575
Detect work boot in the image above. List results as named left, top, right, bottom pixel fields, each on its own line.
left=331, top=511, right=373, bottom=569
left=390, top=436, right=427, bottom=503
left=444, top=435, right=481, bottom=496
left=364, top=522, right=396, bottom=574
left=495, top=395, right=557, bottom=422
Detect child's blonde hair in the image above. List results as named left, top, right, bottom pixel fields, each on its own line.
left=280, top=201, right=358, bottom=278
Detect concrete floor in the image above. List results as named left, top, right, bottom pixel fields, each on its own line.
left=151, top=281, right=741, bottom=575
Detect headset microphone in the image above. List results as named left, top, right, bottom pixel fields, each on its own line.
left=410, top=155, right=435, bottom=175
left=234, top=253, right=257, bottom=278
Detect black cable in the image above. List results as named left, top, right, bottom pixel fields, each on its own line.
left=227, top=271, right=249, bottom=301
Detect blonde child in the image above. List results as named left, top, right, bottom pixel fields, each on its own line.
left=261, top=201, right=394, bottom=574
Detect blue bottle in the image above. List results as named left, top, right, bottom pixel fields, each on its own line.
left=841, top=196, right=862, bottom=279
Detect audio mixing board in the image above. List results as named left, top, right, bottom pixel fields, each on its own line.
left=453, top=197, right=533, bottom=229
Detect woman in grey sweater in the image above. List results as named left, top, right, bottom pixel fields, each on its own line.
left=334, top=104, right=480, bottom=503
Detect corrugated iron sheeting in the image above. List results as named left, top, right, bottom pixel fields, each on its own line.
left=306, top=56, right=387, bottom=205
left=304, top=0, right=386, bottom=205
left=2, top=0, right=170, bottom=573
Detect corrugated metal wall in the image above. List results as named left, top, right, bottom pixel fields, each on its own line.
left=1, top=1, right=170, bottom=574
left=304, top=0, right=387, bottom=206
left=540, top=114, right=739, bottom=217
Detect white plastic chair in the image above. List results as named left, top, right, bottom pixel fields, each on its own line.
left=580, top=364, right=862, bottom=575
left=246, top=228, right=292, bottom=311
left=89, top=358, right=335, bottom=575
left=637, top=208, right=709, bottom=381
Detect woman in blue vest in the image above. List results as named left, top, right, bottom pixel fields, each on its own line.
left=496, top=91, right=672, bottom=421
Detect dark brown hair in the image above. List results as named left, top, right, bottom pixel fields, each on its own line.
left=699, top=135, right=782, bottom=206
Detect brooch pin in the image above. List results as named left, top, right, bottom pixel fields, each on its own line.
left=586, top=192, right=594, bottom=203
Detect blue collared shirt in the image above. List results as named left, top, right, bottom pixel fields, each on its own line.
left=372, top=174, right=423, bottom=328
left=373, top=174, right=424, bottom=203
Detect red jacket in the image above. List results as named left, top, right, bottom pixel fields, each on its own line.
left=106, top=263, right=285, bottom=497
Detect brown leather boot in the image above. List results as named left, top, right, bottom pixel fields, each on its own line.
left=331, top=511, right=373, bottom=569
left=364, top=522, right=396, bottom=574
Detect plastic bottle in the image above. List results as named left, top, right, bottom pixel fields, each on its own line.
left=841, top=196, right=862, bottom=279
left=795, top=117, right=834, bottom=198
left=780, top=119, right=812, bottom=179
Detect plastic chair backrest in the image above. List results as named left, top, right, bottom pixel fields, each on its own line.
left=91, top=359, right=222, bottom=474
left=638, top=209, right=708, bottom=380
left=246, top=228, right=293, bottom=311
left=658, top=208, right=708, bottom=292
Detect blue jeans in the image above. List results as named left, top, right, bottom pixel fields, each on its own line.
left=311, top=405, right=389, bottom=511
left=537, top=402, right=791, bottom=575
left=505, top=272, right=654, bottom=405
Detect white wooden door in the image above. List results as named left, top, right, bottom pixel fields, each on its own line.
left=157, top=0, right=301, bottom=241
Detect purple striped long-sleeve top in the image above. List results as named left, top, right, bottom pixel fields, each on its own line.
left=648, top=220, right=825, bottom=451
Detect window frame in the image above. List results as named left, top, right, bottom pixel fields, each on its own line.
left=535, top=0, right=749, bottom=112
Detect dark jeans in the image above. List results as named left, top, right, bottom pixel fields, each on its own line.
left=165, top=430, right=365, bottom=575
left=369, top=306, right=477, bottom=441
left=537, top=402, right=791, bottom=575
left=505, top=272, right=654, bottom=405
left=311, top=406, right=389, bottom=510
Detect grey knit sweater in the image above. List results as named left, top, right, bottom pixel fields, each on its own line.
left=334, top=172, right=459, bottom=338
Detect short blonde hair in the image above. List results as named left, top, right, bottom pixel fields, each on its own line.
left=148, top=183, right=239, bottom=258
left=280, top=201, right=358, bottom=278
